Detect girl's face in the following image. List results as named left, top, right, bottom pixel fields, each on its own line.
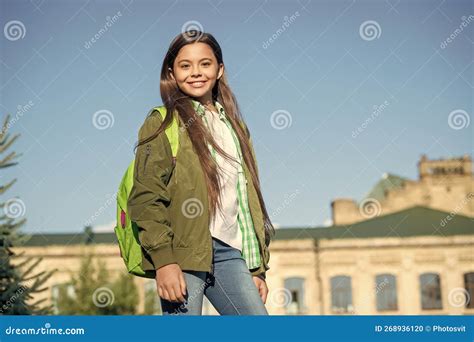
left=170, top=42, right=224, bottom=103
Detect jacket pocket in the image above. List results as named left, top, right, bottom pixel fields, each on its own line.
left=174, top=158, right=197, bottom=190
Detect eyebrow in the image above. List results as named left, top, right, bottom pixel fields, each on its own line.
left=177, top=58, right=212, bottom=63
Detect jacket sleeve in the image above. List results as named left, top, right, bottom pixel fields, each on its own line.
left=248, top=136, right=260, bottom=180
left=127, top=112, right=176, bottom=270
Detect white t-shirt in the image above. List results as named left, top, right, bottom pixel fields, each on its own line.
left=203, top=108, right=242, bottom=252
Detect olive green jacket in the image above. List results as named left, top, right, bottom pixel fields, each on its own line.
left=127, top=107, right=270, bottom=279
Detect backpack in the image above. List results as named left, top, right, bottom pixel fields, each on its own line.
left=114, top=106, right=179, bottom=278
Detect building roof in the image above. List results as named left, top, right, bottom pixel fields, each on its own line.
left=21, top=230, right=118, bottom=247
left=19, top=206, right=473, bottom=247
left=360, top=173, right=409, bottom=203
left=275, top=205, right=473, bottom=240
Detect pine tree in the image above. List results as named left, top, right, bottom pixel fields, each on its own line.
left=0, top=114, right=56, bottom=315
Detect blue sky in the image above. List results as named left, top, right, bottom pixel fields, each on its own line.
left=0, top=0, right=472, bottom=234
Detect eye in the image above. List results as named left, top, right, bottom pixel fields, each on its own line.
left=181, top=64, right=190, bottom=69
left=202, top=61, right=211, bottom=67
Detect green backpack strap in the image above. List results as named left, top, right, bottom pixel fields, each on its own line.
left=153, top=106, right=179, bottom=159
left=114, top=105, right=180, bottom=279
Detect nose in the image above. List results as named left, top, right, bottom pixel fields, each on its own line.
left=191, top=64, right=202, bottom=77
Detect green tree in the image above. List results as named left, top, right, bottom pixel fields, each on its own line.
left=0, top=114, right=56, bottom=315
left=55, top=252, right=138, bottom=315
left=143, top=283, right=161, bottom=315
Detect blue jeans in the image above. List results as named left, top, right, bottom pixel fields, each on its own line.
left=160, top=237, right=268, bottom=315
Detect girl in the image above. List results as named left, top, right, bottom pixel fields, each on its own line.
left=127, top=30, right=274, bottom=315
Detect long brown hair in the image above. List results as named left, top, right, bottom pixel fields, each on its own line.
left=136, top=30, right=274, bottom=245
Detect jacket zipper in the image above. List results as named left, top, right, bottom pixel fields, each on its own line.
left=209, top=230, right=214, bottom=276
left=210, top=258, right=214, bottom=276
left=174, top=159, right=178, bottom=184
left=144, top=144, right=151, bottom=167
left=208, top=211, right=214, bottom=277
left=174, top=119, right=214, bottom=277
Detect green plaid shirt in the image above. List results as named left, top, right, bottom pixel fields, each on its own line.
left=191, top=99, right=261, bottom=270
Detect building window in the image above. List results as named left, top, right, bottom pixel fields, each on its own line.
left=284, top=277, right=306, bottom=314
left=51, top=283, right=75, bottom=314
left=330, top=275, right=353, bottom=313
left=420, top=273, right=442, bottom=310
left=375, top=274, right=398, bottom=311
left=464, top=272, right=474, bottom=309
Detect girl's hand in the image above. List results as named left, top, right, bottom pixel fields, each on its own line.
left=156, top=263, right=187, bottom=303
left=252, top=276, right=268, bottom=304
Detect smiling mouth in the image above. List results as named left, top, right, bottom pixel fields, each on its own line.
left=187, top=80, right=207, bottom=88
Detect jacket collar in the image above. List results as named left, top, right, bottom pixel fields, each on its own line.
left=191, top=99, right=226, bottom=120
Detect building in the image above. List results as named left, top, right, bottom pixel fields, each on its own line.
left=270, top=205, right=473, bottom=315
left=331, top=154, right=473, bottom=225
left=11, top=155, right=474, bottom=315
